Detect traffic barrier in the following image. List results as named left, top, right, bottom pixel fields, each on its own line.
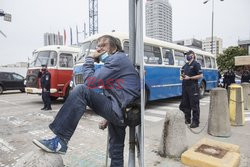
left=208, top=88, right=231, bottom=137
left=158, top=110, right=187, bottom=158
left=229, top=84, right=245, bottom=126
left=15, top=149, right=63, bottom=167
left=241, top=83, right=250, bottom=110
left=181, top=138, right=240, bottom=167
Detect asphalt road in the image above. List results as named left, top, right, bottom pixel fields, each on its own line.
left=0, top=91, right=249, bottom=167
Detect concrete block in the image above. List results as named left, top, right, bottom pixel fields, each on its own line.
left=181, top=138, right=240, bottom=167
left=158, top=110, right=188, bottom=158
left=208, top=88, right=231, bottom=137
left=229, top=84, right=245, bottom=126
left=241, top=83, right=250, bottom=110
left=15, top=149, right=64, bottom=167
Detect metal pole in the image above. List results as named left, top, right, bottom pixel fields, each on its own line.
left=136, top=0, right=144, bottom=166
left=211, top=0, right=214, bottom=54
left=128, top=0, right=136, bottom=166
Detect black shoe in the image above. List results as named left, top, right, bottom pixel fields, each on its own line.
left=185, top=120, right=191, bottom=124
left=190, top=122, right=199, bottom=128
left=44, top=107, right=52, bottom=111
left=41, top=107, right=46, bottom=110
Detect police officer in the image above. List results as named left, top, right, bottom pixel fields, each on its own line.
left=179, top=50, right=203, bottom=128
left=38, top=64, right=52, bottom=110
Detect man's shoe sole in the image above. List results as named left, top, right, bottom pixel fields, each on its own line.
left=32, top=139, right=66, bottom=155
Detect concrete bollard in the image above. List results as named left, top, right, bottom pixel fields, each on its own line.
left=208, top=88, right=231, bottom=137
left=229, top=84, right=245, bottom=126
left=241, top=83, right=250, bottom=110
left=15, top=149, right=64, bottom=167
left=158, top=110, right=187, bottom=158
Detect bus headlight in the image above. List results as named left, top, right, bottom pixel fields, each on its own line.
left=69, top=80, right=74, bottom=88
left=24, top=80, right=27, bottom=86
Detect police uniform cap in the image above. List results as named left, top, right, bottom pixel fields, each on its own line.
left=41, top=64, right=47, bottom=67
left=184, top=50, right=195, bottom=56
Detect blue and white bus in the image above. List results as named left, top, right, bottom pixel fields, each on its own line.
left=72, top=32, right=218, bottom=102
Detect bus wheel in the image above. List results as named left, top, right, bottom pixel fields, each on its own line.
left=144, top=90, right=148, bottom=108
left=50, top=96, right=58, bottom=101
left=199, top=81, right=206, bottom=98
left=63, top=87, right=71, bottom=101
left=0, top=85, right=3, bottom=94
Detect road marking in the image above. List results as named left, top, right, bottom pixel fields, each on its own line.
left=144, top=115, right=164, bottom=122
left=0, top=138, right=16, bottom=153
left=146, top=109, right=167, bottom=116
left=245, top=117, right=250, bottom=122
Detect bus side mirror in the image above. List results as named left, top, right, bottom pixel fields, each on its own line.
left=51, top=59, right=54, bottom=65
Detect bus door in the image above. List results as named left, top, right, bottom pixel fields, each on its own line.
left=57, top=53, right=74, bottom=95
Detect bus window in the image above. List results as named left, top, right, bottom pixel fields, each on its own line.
left=35, top=51, right=57, bottom=67
left=174, top=50, right=185, bottom=66
left=144, top=44, right=162, bottom=65
left=90, top=40, right=97, bottom=50
left=59, top=53, right=73, bottom=68
left=196, top=54, right=205, bottom=67
left=123, top=41, right=129, bottom=56
left=211, top=57, right=216, bottom=68
left=205, top=56, right=212, bottom=68
left=162, top=48, right=174, bottom=65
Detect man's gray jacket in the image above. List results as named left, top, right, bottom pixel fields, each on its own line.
left=82, top=51, right=140, bottom=122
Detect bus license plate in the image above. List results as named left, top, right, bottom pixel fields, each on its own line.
left=26, top=89, right=33, bottom=93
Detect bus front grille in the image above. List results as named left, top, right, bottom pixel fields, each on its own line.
left=75, top=74, right=83, bottom=85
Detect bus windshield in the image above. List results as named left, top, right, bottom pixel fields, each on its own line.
left=77, top=41, right=91, bottom=63
left=31, top=51, right=57, bottom=67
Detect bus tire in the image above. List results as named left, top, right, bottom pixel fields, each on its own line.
left=144, top=89, right=149, bottom=108
left=50, top=96, right=58, bottom=101
left=63, top=86, right=71, bottom=101
left=0, top=85, right=3, bottom=94
left=199, top=81, right=206, bottom=98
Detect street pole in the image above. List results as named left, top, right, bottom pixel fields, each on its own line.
left=128, top=0, right=144, bottom=166
left=204, top=0, right=224, bottom=55
left=211, top=0, right=214, bottom=54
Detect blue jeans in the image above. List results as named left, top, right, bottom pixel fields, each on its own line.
left=49, top=84, right=126, bottom=167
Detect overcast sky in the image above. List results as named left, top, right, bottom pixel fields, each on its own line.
left=0, top=0, right=249, bottom=65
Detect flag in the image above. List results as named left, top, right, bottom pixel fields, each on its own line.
left=64, top=29, right=66, bottom=45
left=58, top=31, right=60, bottom=45
left=70, top=27, right=73, bottom=45
left=76, top=25, right=79, bottom=44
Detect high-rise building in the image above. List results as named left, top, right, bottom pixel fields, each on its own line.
left=145, top=0, right=172, bottom=42
left=174, top=38, right=203, bottom=50
left=44, top=33, right=63, bottom=46
left=202, top=36, right=223, bottom=56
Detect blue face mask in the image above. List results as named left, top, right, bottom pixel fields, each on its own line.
left=99, top=52, right=110, bottom=63
left=186, top=55, right=193, bottom=61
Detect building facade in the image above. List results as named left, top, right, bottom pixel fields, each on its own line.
left=174, top=38, right=203, bottom=50
left=238, top=39, right=250, bottom=55
left=202, top=36, right=223, bottom=56
left=145, top=0, right=172, bottom=42
left=44, top=33, right=63, bottom=46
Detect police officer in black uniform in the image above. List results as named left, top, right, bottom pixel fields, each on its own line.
left=179, top=50, right=203, bottom=128
left=38, top=64, right=52, bottom=110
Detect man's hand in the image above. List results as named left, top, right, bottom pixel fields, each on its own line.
left=90, top=51, right=106, bottom=59
left=99, top=119, right=108, bottom=130
left=183, top=75, right=191, bottom=80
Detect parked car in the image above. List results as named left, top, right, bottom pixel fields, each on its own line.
left=0, top=72, right=25, bottom=94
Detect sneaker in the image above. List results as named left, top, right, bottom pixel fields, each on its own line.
left=32, top=136, right=67, bottom=154
left=190, top=122, right=199, bottom=128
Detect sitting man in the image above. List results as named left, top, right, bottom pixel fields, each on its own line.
left=33, top=35, right=140, bottom=167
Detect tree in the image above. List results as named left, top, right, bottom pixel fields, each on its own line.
left=216, top=46, right=247, bottom=72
